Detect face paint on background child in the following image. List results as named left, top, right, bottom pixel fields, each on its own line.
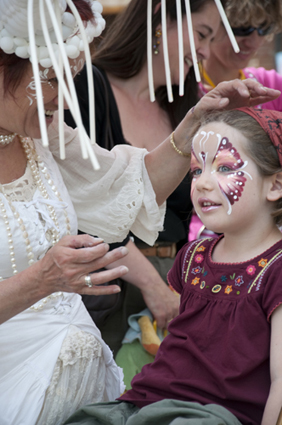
left=191, top=128, right=253, bottom=216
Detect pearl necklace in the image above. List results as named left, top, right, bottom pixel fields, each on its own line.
left=0, top=133, right=17, bottom=146
left=0, top=137, right=71, bottom=303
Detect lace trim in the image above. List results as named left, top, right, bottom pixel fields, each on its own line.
left=2, top=163, right=37, bottom=203
left=36, top=327, right=106, bottom=425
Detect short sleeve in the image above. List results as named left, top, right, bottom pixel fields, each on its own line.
left=167, top=243, right=190, bottom=295
left=262, top=254, right=282, bottom=321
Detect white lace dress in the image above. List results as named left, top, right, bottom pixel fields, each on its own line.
left=0, top=120, right=165, bottom=425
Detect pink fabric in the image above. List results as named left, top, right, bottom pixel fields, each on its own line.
left=199, top=67, right=282, bottom=112
left=243, top=67, right=282, bottom=111
left=120, top=237, right=282, bottom=425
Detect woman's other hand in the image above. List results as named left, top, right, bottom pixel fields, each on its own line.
left=36, top=234, right=129, bottom=296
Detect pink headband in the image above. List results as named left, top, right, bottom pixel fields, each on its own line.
left=237, top=107, right=282, bottom=167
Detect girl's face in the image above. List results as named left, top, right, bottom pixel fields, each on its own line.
left=155, top=1, right=221, bottom=86
left=208, top=22, right=266, bottom=71
left=191, top=122, right=272, bottom=235
left=0, top=56, right=84, bottom=139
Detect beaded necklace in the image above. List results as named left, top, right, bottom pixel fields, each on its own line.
left=0, top=136, right=71, bottom=284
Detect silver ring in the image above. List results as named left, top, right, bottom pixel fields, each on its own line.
left=84, top=274, right=93, bottom=288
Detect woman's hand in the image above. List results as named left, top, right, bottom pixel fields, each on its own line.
left=141, top=282, right=180, bottom=330
left=193, top=78, right=281, bottom=118
left=35, top=234, right=129, bottom=296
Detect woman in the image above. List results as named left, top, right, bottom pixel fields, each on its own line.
left=65, top=0, right=223, bottom=352
left=0, top=0, right=278, bottom=424
left=200, top=0, right=282, bottom=109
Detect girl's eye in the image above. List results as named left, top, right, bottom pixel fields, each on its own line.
left=191, top=168, right=202, bottom=177
left=218, top=165, right=232, bottom=172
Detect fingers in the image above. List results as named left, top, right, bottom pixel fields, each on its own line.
left=80, top=265, right=129, bottom=295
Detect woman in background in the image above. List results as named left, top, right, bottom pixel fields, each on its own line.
left=65, top=0, right=224, bottom=353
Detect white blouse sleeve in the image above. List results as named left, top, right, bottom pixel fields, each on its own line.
left=47, top=116, right=166, bottom=245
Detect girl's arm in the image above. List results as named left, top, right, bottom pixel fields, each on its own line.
left=261, top=304, right=282, bottom=425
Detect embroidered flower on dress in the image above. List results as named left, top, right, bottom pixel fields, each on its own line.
left=235, top=276, right=244, bottom=286
left=196, top=246, right=206, bottom=252
left=220, top=275, right=227, bottom=282
left=195, top=254, right=204, bottom=264
left=192, top=266, right=202, bottom=275
left=258, top=258, right=268, bottom=268
left=200, top=281, right=206, bottom=289
left=191, top=277, right=200, bottom=286
left=225, top=285, right=233, bottom=294
left=246, top=265, right=256, bottom=275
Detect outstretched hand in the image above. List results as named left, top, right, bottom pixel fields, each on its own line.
left=193, top=78, right=281, bottom=118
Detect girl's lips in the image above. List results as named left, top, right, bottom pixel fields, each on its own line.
left=198, top=199, right=221, bottom=212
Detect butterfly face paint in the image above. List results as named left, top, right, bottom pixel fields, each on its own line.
left=191, top=123, right=253, bottom=217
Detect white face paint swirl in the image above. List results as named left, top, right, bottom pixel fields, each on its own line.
left=26, top=68, right=54, bottom=106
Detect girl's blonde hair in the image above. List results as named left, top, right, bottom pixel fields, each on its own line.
left=193, top=109, right=282, bottom=225
left=225, top=0, right=282, bottom=33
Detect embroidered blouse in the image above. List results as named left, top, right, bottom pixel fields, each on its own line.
left=120, top=236, right=282, bottom=425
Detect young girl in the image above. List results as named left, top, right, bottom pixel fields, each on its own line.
left=64, top=107, right=282, bottom=425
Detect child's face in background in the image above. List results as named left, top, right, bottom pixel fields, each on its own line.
left=190, top=122, right=271, bottom=235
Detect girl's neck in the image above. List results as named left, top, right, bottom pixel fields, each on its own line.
left=203, top=58, right=242, bottom=87
left=212, top=226, right=282, bottom=264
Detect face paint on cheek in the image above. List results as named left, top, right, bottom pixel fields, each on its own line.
left=213, top=136, right=251, bottom=215
left=70, top=58, right=84, bottom=76
left=26, top=68, right=54, bottom=106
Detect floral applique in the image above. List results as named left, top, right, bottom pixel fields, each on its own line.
left=258, top=258, right=268, bottom=268
left=191, top=277, right=200, bottom=286
left=196, top=246, right=206, bottom=252
left=220, top=275, right=227, bottom=282
left=235, top=276, right=244, bottom=286
left=201, top=267, right=208, bottom=277
left=225, top=285, right=233, bottom=294
left=212, top=284, right=221, bottom=293
left=195, top=254, right=204, bottom=264
left=246, top=265, right=256, bottom=275
left=230, top=273, right=236, bottom=280
left=200, top=281, right=206, bottom=289
left=192, top=266, right=202, bottom=275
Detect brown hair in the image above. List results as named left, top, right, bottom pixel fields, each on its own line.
left=0, top=0, right=94, bottom=96
left=192, top=109, right=282, bottom=225
left=224, top=0, right=282, bottom=32
left=93, top=0, right=225, bottom=129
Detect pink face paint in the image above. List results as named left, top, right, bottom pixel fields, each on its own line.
left=191, top=129, right=253, bottom=216
left=213, top=137, right=247, bottom=207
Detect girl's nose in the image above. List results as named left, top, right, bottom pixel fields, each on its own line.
left=195, top=172, right=214, bottom=191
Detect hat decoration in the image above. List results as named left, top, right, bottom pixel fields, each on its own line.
left=0, top=0, right=105, bottom=169
left=0, top=0, right=105, bottom=67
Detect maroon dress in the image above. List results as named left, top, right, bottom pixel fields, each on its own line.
left=120, top=236, right=282, bottom=425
